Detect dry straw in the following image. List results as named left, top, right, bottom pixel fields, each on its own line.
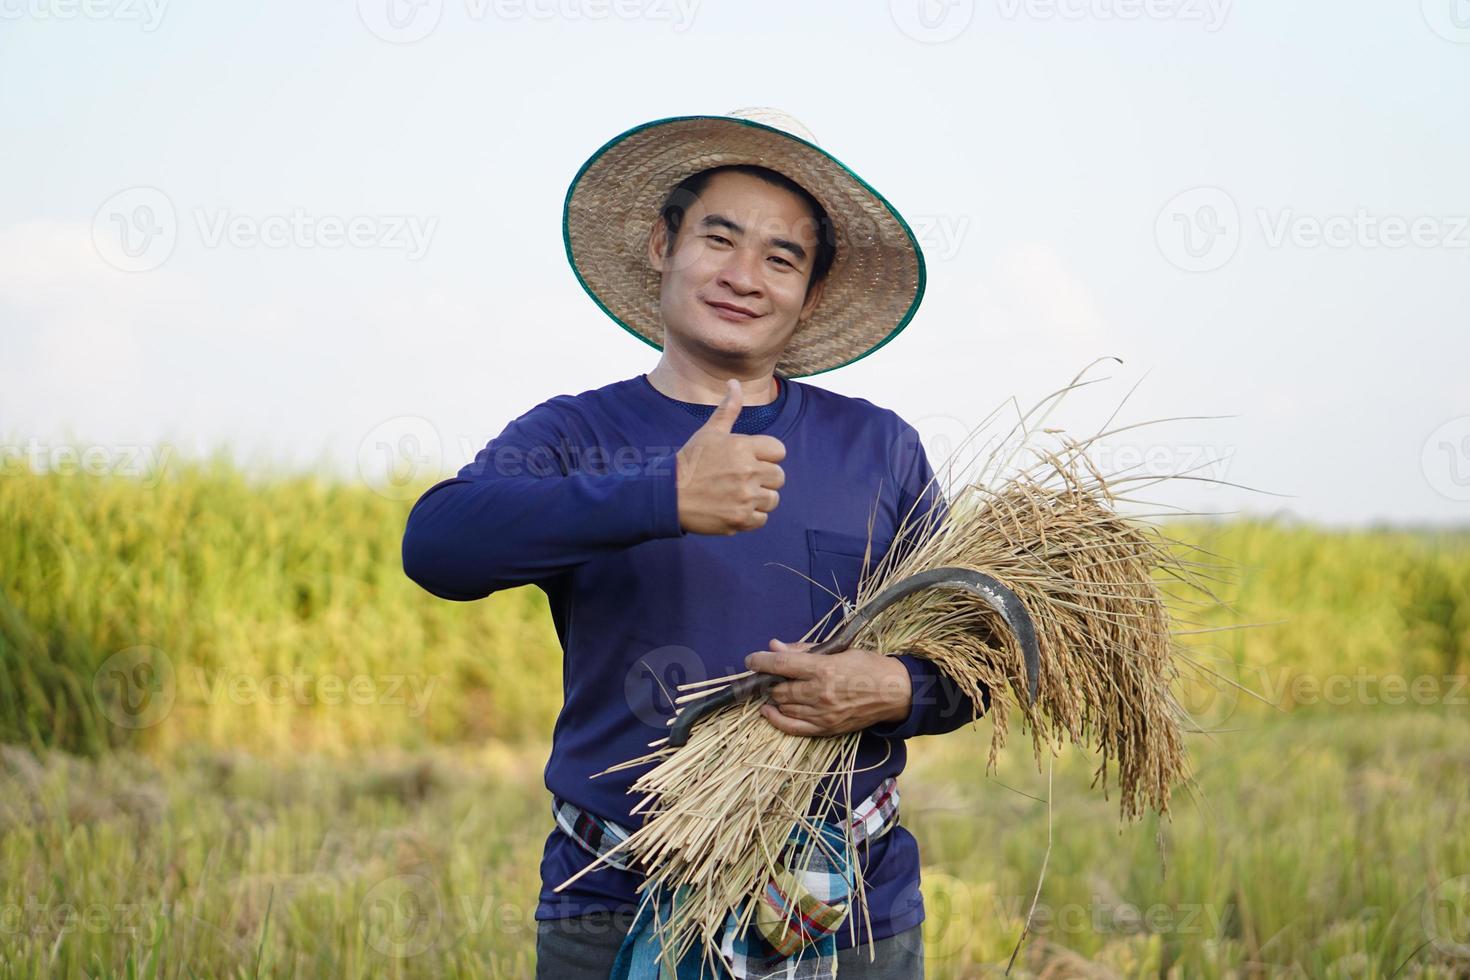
left=559, top=358, right=1248, bottom=974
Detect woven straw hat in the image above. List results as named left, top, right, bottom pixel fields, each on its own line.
left=562, top=108, right=927, bottom=379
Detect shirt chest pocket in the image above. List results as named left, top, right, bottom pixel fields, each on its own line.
left=806, top=528, right=894, bottom=627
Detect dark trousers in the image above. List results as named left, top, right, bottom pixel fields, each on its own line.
left=533, top=908, right=924, bottom=979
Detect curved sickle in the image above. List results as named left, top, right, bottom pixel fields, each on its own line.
left=665, top=566, right=1040, bottom=748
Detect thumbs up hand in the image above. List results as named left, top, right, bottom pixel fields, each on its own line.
left=675, top=378, right=787, bottom=535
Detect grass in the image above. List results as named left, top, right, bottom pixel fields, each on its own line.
left=908, top=707, right=1470, bottom=977
left=0, top=460, right=563, bottom=756
left=1, top=709, right=1467, bottom=978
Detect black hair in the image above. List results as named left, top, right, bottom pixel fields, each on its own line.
left=657, top=164, right=837, bottom=296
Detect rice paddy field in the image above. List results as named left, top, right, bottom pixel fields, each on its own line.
left=2, top=460, right=1468, bottom=978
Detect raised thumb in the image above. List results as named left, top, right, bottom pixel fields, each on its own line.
left=703, top=377, right=743, bottom=432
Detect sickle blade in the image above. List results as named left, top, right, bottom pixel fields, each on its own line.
left=667, top=566, right=1040, bottom=748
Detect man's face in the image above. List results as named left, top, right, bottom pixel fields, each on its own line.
left=646, top=170, right=826, bottom=371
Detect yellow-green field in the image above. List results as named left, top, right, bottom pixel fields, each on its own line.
left=2, top=462, right=1468, bottom=978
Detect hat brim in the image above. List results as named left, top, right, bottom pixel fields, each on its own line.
left=562, top=115, right=926, bottom=379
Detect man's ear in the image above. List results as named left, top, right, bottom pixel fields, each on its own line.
left=646, top=218, right=670, bottom=273
left=799, top=276, right=827, bottom=322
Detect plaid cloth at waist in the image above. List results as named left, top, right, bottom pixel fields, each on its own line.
left=551, top=776, right=902, bottom=979
left=551, top=776, right=900, bottom=875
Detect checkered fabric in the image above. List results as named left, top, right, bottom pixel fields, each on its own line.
left=552, top=776, right=901, bottom=979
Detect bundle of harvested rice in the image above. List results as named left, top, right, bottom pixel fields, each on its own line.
left=560, top=360, right=1235, bottom=976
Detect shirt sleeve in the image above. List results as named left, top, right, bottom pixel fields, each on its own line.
left=867, top=653, right=991, bottom=740
left=865, top=417, right=990, bottom=739
left=884, top=415, right=949, bottom=570
left=401, top=400, right=686, bottom=601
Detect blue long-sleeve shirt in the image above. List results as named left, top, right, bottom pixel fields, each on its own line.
left=401, top=372, right=990, bottom=948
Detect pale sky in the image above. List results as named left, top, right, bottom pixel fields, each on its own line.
left=2, top=0, right=1467, bottom=526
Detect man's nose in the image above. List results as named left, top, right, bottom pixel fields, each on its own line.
left=717, top=247, right=762, bottom=295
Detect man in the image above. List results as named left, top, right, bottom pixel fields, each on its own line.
left=401, top=109, right=989, bottom=979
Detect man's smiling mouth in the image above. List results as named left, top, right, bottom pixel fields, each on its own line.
left=706, top=300, right=761, bottom=321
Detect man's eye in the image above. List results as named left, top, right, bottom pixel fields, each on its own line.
left=705, top=234, right=732, bottom=246
left=770, top=256, right=794, bottom=269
